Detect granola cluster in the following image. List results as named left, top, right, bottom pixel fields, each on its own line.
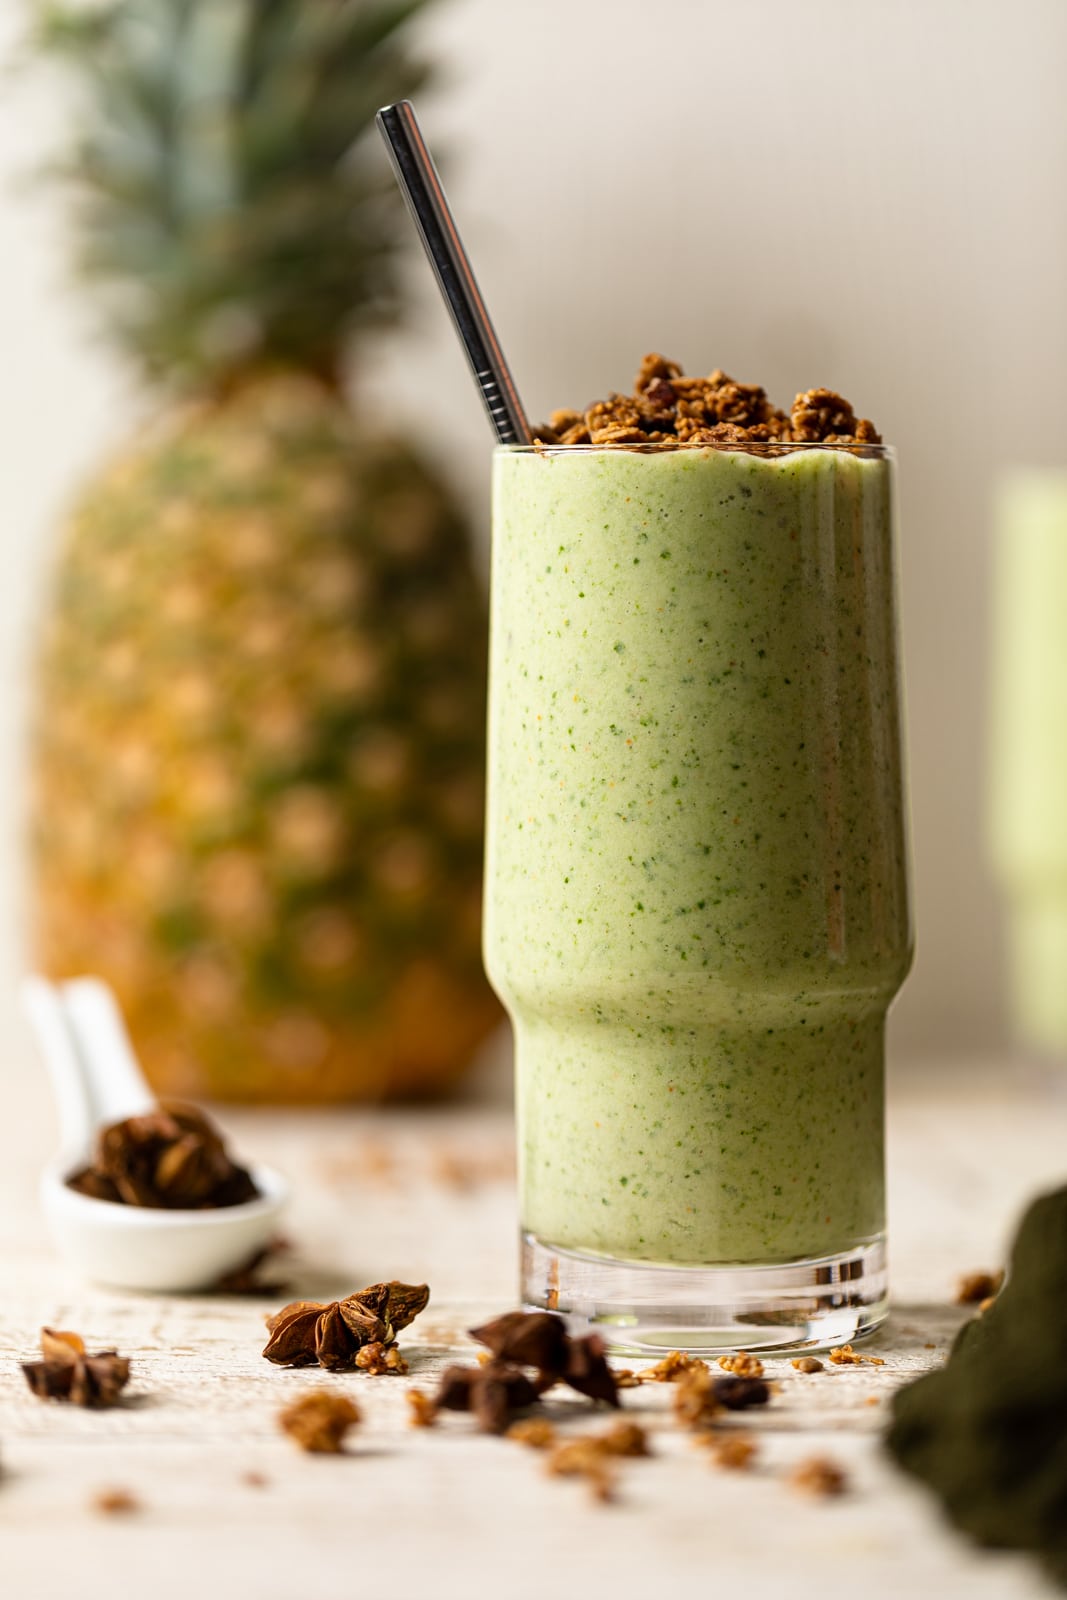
left=531, top=354, right=881, bottom=450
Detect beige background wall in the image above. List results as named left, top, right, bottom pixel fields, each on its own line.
left=2, top=0, right=1065, bottom=1062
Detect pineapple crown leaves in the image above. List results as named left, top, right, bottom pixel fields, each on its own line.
left=32, top=0, right=436, bottom=391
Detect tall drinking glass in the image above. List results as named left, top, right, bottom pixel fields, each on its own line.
left=485, top=440, right=912, bottom=1351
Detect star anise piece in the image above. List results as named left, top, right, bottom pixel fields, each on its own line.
left=22, top=1328, right=131, bottom=1408
left=433, top=1360, right=542, bottom=1434
left=262, top=1281, right=430, bottom=1370
left=468, top=1311, right=619, bottom=1406
left=468, top=1311, right=570, bottom=1377
left=562, top=1333, right=620, bottom=1406
left=68, top=1103, right=258, bottom=1211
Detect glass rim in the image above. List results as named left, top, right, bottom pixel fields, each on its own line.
left=496, top=440, right=894, bottom=460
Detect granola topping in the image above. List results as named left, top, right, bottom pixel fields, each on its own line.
left=790, top=1456, right=848, bottom=1497
left=530, top=355, right=881, bottom=451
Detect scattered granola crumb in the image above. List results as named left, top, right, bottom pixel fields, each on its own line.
left=241, top=1471, right=269, bottom=1488
left=354, top=1340, right=407, bottom=1376
left=924, top=1343, right=937, bottom=1350
left=530, top=356, right=881, bottom=450
left=637, top=1351, right=709, bottom=1384
left=791, top=1356, right=824, bottom=1374
left=956, top=1270, right=1004, bottom=1306
left=546, top=1438, right=617, bottom=1503
left=718, top=1353, right=765, bottom=1379
left=790, top=1456, right=848, bottom=1497
left=828, top=1343, right=885, bottom=1367
left=711, top=1436, right=758, bottom=1472
left=612, top=1367, right=641, bottom=1389
left=672, top=1367, right=721, bottom=1429
left=506, top=1418, right=558, bottom=1451
left=864, top=1396, right=881, bottom=1407
left=91, top=1487, right=140, bottom=1515
left=406, top=1388, right=438, bottom=1428
left=278, top=1390, right=361, bottom=1454
left=599, top=1421, right=651, bottom=1458
left=508, top=1420, right=559, bottom=1459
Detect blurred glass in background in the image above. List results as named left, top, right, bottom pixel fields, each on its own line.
left=988, top=473, right=1067, bottom=1058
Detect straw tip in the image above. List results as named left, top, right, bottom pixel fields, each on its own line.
left=376, top=100, right=412, bottom=128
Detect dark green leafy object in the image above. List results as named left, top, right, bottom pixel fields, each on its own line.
left=886, top=1185, right=1067, bottom=1588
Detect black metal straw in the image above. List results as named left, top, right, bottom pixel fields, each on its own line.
left=376, top=100, right=531, bottom=447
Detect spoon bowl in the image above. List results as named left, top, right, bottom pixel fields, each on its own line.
left=40, top=1157, right=288, bottom=1294
left=25, top=976, right=289, bottom=1293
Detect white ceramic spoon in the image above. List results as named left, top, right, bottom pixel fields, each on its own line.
left=24, top=975, right=288, bottom=1293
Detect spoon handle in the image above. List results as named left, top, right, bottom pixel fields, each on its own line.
left=23, top=976, right=98, bottom=1161
left=60, top=979, right=158, bottom=1130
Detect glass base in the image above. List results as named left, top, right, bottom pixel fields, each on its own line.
left=521, top=1231, right=888, bottom=1355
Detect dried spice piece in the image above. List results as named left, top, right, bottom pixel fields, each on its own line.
left=468, top=1311, right=619, bottom=1406
left=506, top=1418, right=558, bottom=1451
left=562, top=1334, right=620, bottom=1407
left=713, top=1376, right=771, bottom=1411
left=469, top=1311, right=570, bottom=1376
left=278, top=1391, right=361, bottom=1453
left=68, top=1103, right=258, bottom=1210
left=91, top=1487, right=140, bottom=1515
left=531, top=356, right=880, bottom=450
left=406, top=1389, right=438, bottom=1428
left=21, top=1328, right=131, bottom=1408
left=791, top=1356, right=824, bottom=1374
left=955, top=1269, right=1004, bottom=1306
left=718, top=1353, right=765, bottom=1379
left=710, top=1436, right=758, bottom=1472
left=790, top=1456, right=848, bottom=1496
left=828, top=1343, right=885, bottom=1367
left=433, top=1360, right=541, bottom=1435
left=263, top=1281, right=429, bottom=1370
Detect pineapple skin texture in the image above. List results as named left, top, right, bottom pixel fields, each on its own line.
left=32, top=375, right=502, bottom=1102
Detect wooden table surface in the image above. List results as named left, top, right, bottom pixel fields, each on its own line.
left=1, top=1036, right=1064, bottom=1600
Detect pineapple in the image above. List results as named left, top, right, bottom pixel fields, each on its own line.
left=29, top=0, right=501, bottom=1101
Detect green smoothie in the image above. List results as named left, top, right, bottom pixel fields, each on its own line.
left=486, top=443, right=911, bottom=1267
